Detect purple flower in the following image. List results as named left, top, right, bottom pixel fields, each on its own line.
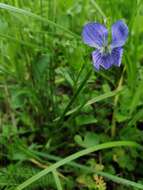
left=82, top=20, right=128, bottom=70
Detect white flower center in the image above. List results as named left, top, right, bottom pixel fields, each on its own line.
left=100, top=45, right=112, bottom=55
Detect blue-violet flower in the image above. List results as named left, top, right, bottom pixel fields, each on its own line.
left=82, top=20, right=128, bottom=70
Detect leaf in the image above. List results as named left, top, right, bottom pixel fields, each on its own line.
left=20, top=112, right=34, bottom=128
left=56, top=67, right=74, bottom=87
left=116, top=113, right=130, bottom=122
left=74, top=132, right=100, bottom=148
left=75, top=115, right=97, bottom=126
left=32, top=54, right=50, bottom=81
left=0, top=19, right=8, bottom=33
left=129, top=109, right=143, bottom=126
left=113, top=149, right=135, bottom=171
left=129, top=81, right=143, bottom=114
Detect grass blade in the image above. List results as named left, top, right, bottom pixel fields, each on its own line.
left=32, top=151, right=143, bottom=189
left=0, top=3, right=80, bottom=39
left=56, top=69, right=92, bottom=125
left=16, top=141, right=142, bottom=190
left=54, top=86, right=123, bottom=122
left=52, top=170, right=63, bottom=190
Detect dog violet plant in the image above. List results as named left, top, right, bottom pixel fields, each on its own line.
left=82, top=20, right=128, bottom=70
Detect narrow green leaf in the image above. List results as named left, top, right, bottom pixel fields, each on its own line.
left=56, top=69, right=92, bottom=125
left=32, top=151, right=143, bottom=190
left=54, top=87, right=123, bottom=122
left=16, top=141, right=142, bottom=190
left=52, top=170, right=63, bottom=190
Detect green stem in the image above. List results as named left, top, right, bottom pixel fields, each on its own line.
left=90, top=0, right=107, bottom=24
left=111, top=68, right=125, bottom=138
left=16, top=141, right=141, bottom=190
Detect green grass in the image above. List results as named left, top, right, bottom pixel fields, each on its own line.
left=0, top=0, right=143, bottom=190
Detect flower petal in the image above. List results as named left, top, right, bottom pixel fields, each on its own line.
left=111, top=47, right=123, bottom=67
left=92, top=47, right=123, bottom=70
left=92, top=50, right=102, bottom=70
left=82, top=23, right=108, bottom=48
left=92, top=50, right=112, bottom=70
left=111, top=20, right=128, bottom=48
left=101, top=54, right=113, bottom=70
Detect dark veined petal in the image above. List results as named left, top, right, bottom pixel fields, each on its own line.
left=101, top=53, right=113, bottom=69
left=111, top=20, right=128, bottom=48
left=111, top=47, right=123, bottom=67
left=92, top=50, right=113, bottom=70
left=92, top=50, right=102, bottom=70
left=82, top=23, right=108, bottom=48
